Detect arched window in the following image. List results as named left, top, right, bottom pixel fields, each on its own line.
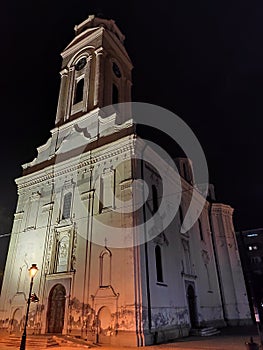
left=99, top=249, right=112, bottom=287
left=62, top=192, right=72, bottom=219
left=112, top=83, right=119, bottom=105
left=74, top=78, right=84, bottom=104
left=198, top=219, right=204, bottom=241
left=152, top=185, right=158, bottom=214
left=155, top=245, right=163, bottom=283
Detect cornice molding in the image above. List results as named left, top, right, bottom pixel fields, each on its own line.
left=17, top=136, right=135, bottom=190
left=211, top=203, right=234, bottom=216
left=62, top=28, right=103, bottom=58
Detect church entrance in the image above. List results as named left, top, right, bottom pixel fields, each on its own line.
left=97, top=306, right=112, bottom=344
left=187, top=284, right=198, bottom=328
left=47, top=284, right=66, bottom=334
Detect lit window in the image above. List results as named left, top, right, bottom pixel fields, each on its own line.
left=248, top=245, right=258, bottom=251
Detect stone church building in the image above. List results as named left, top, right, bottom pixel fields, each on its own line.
left=0, top=14, right=251, bottom=346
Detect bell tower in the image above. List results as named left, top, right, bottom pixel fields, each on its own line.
left=55, top=14, right=133, bottom=126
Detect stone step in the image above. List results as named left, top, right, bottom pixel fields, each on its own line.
left=3, top=334, right=97, bottom=348
left=3, top=335, right=60, bottom=348
left=53, top=334, right=96, bottom=348
left=201, top=329, right=221, bottom=336
left=190, top=327, right=221, bottom=337
left=46, top=336, right=60, bottom=347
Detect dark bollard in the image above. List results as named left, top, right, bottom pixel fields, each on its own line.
left=245, top=336, right=259, bottom=350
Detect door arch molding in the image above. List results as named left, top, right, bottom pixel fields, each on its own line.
left=96, top=306, right=112, bottom=344
left=47, top=283, right=66, bottom=334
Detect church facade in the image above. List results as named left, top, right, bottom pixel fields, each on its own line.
left=0, top=15, right=251, bottom=346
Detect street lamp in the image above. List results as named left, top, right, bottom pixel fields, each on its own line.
left=19, top=264, right=39, bottom=350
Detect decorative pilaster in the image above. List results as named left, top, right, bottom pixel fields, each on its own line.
left=65, top=67, right=75, bottom=120
left=55, top=69, right=69, bottom=125
left=94, top=48, right=104, bottom=108
left=83, top=57, right=91, bottom=112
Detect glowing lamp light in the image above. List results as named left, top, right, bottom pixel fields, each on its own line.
left=29, top=264, right=38, bottom=279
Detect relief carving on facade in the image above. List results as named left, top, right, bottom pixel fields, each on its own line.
left=69, top=297, right=94, bottom=331
left=44, top=230, right=55, bottom=274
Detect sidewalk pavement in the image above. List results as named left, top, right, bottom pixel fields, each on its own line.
left=0, top=325, right=262, bottom=350
left=92, top=325, right=262, bottom=350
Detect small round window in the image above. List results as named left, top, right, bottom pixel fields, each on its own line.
left=75, top=57, right=87, bottom=71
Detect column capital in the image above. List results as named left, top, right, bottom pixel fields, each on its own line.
left=59, top=68, right=68, bottom=77
left=94, top=47, right=104, bottom=56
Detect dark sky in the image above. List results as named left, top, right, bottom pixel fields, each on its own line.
left=0, top=0, right=263, bottom=243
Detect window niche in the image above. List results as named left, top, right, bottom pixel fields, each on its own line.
left=152, top=185, right=158, bottom=214
left=99, top=248, right=112, bottom=287
left=155, top=245, right=164, bottom=283
left=74, top=78, right=85, bottom=104
left=112, top=83, right=119, bottom=105
left=99, top=168, right=115, bottom=213
left=198, top=219, right=204, bottom=241
left=179, top=205, right=184, bottom=225
left=25, top=191, right=41, bottom=230
left=62, top=192, right=72, bottom=220
left=60, top=181, right=74, bottom=222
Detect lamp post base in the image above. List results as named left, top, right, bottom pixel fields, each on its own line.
left=20, top=333, right=26, bottom=350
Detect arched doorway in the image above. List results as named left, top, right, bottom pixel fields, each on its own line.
left=187, top=284, right=198, bottom=328
left=47, top=284, right=66, bottom=334
left=97, top=306, right=112, bottom=344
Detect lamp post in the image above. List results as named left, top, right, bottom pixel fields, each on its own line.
left=19, top=264, right=39, bottom=350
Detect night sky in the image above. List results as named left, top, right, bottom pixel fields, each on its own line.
left=0, top=0, right=263, bottom=247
